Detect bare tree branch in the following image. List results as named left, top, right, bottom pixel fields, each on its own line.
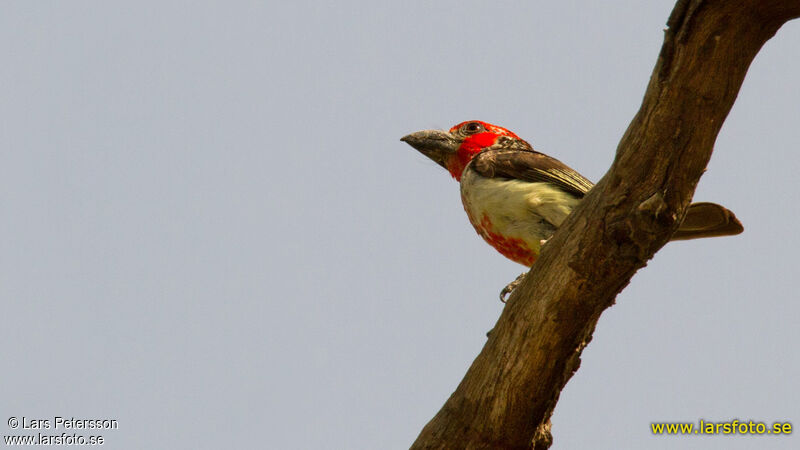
left=411, top=1, right=800, bottom=449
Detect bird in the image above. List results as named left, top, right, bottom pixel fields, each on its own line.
left=401, top=120, right=743, bottom=301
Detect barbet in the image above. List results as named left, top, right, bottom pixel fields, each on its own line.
left=402, top=120, right=743, bottom=301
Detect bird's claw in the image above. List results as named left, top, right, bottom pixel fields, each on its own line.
left=499, top=272, right=527, bottom=303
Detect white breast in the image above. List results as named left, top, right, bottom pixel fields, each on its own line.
left=460, top=167, right=581, bottom=252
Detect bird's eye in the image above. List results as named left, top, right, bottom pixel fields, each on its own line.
left=463, top=122, right=484, bottom=134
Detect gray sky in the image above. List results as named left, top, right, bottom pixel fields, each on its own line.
left=1, top=1, right=798, bottom=449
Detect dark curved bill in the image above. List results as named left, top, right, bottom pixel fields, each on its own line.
left=401, top=129, right=459, bottom=169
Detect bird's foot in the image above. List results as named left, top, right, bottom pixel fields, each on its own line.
left=499, top=272, right=527, bottom=303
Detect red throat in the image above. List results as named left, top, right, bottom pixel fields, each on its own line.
left=446, top=133, right=497, bottom=180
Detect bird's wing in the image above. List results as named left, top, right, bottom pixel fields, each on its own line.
left=469, top=148, right=594, bottom=198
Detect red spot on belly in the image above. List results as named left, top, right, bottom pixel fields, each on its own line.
left=466, top=210, right=537, bottom=267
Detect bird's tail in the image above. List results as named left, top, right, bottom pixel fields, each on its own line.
left=670, top=202, right=744, bottom=241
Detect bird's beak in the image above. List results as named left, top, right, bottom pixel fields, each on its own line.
left=400, top=129, right=459, bottom=170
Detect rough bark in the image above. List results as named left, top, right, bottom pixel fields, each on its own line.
left=411, top=1, right=800, bottom=449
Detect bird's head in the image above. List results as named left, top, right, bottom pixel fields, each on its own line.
left=401, top=120, right=532, bottom=181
